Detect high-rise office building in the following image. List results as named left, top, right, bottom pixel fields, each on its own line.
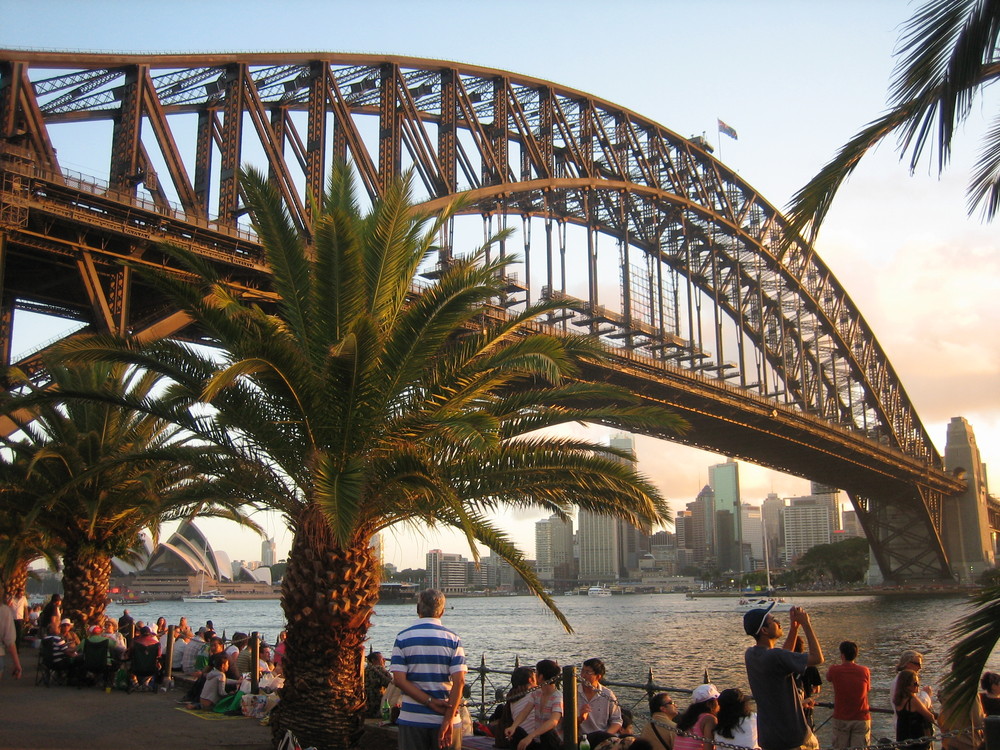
left=783, top=496, right=833, bottom=563
left=261, top=538, right=276, bottom=567
left=841, top=510, right=864, bottom=538
left=761, top=493, right=785, bottom=567
left=810, top=482, right=842, bottom=533
left=686, top=486, right=714, bottom=565
left=578, top=509, right=620, bottom=582
left=740, top=502, right=764, bottom=565
left=425, top=549, right=469, bottom=592
left=709, top=459, right=742, bottom=572
left=535, top=513, right=575, bottom=585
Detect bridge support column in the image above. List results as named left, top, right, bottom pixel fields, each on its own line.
left=943, top=417, right=996, bottom=583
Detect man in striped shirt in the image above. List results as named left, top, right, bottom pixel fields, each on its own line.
left=390, top=589, right=467, bottom=750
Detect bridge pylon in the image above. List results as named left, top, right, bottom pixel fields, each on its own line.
left=942, top=417, right=997, bottom=584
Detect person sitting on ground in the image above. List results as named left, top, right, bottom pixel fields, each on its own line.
left=170, top=627, right=192, bottom=675
left=181, top=627, right=207, bottom=674
left=179, top=636, right=225, bottom=704
left=506, top=659, right=563, bottom=750
left=273, top=629, right=287, bottom=671
left=713, top=688, right=758, bottom=750
left=639, top=693, right=678, bottom=750
left=224, top=632, right=247, bottom=680
left=673, top=684, right=720, bottom=750
left=578, top=657, right=624, bottom=748
left=980, top=672, right=1000, bottom=716
left=154, top=616, right=168, bottom=638
left=188, top=652, right=230, bottom=710
left=365, top=651, right=392, bottom=718
left=492, top=665, right=536, bottom=745
left=894, top=669, right=937, bottom=750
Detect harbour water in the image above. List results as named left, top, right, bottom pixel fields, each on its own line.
left=116, top=592, right=999, bottom=741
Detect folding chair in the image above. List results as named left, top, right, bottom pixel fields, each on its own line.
left=81, top=638, right=114, bottom=688
left=35, top=637, right=70, bottom=687
left=127, top=642, right=160, bottom=692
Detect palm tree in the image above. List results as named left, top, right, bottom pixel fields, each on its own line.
left=0, top=360, right=261, bottom=628
left=786, top=0, right=1000, bottom=716
left=786, top=0, right=1000, bottom=244
left=59, top=161, right=686, bottom=750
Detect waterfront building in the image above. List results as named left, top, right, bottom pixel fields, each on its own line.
left=783, top=496, right=833, bottom=563
left=943, top=416, right=997, bottom=582
left=425, top=549, right=469, bottom=593
left=261, top=537, right=276, bottom=567
left=578, top=507, right=620, bottom=582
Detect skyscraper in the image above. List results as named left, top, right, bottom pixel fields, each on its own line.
left=535, top=513, right=575, bottom=586
left=740, top=502, right=764, bottom=567
left=261, top=538, right=276, bottom=567
left=761, top=493, right=785, bottom=568
left=709, top=459, right=741, bottom=571
left=783, top=496, right=833, bottom=563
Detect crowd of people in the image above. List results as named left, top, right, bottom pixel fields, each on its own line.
left=4, top=589, right=999, bottom=750
left=2, top=592, right=287, bottom=720
left=379, top=592, right=1000, bottom=750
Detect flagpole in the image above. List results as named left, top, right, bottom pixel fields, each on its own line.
left=717, top=121, right=722, bottom=161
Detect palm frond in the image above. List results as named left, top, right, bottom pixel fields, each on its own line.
left=942, top=583, right=1000, bottom=715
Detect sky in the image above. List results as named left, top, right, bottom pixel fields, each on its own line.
left=3, top=0, right=998, bottom=570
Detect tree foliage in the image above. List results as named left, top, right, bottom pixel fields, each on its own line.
left=57, top=162, right=686, bottom=749
left=792, top=537, right=869, bottom=583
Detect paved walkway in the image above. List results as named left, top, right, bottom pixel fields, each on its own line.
left=1, top=646, right=274, bottom=750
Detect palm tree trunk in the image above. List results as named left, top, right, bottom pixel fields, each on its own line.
left=2, top=556, right=29, bottom=602
left=271, top=503, right=381, bottom=750
left=61, top=544, right=112, bottom=629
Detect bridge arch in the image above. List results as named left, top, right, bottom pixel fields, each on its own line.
left=0, top=51, right=967, bottom=581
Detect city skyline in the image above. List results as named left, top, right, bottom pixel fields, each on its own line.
left=4, top=1, right=996, bottom=571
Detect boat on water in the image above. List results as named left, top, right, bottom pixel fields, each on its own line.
left=737, top=596, right=791, bottom=611
left=587, top=586, right=612, bottom=597
left=182, top=591, right=229, bottom=603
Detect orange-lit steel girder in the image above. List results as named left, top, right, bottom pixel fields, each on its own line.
left=0, top=50, right=971, bottom=583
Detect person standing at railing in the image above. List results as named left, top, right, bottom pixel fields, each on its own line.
left=743, top=602, right=823, bottom=750
left=390, top=589, right=467, bottom=750
left=826, top=641, right=871, bottom=750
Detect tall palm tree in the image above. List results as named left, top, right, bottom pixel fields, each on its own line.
left=786, top=0, right=1000, bottom=244
left=59, top=162, right=686, bottom=750
left=0, top=360, right=261, bottom=628
left=786, top=0, right=1000, bottom=716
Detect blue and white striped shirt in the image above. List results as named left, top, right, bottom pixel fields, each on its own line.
left=389, top=618, right=467, bottom=728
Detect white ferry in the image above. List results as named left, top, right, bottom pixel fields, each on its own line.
left=182, top=591, right=229, bottom=603
left=587, top=586, right=612, bottom=597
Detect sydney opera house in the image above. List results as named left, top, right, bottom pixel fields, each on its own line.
left=112, top=519, right=278, bottom=600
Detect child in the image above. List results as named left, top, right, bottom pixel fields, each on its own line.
left=674, top=684, right=720, bottom=750
left=505, top=659, right=563, bottom=750
left=194, top=652, right=230, bottom=710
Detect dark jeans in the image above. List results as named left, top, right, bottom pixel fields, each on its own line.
left=511, top=726, right=562, bottom=750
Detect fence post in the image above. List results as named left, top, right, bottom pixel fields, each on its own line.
left=479, top=655, right=488, bottom=723
left=562, top=665, right=578, bottom=750
left=250, top=632, right=260, bottom=694
left=163, top=624, right=175, bottom=690
left=985, top=716, right=1000, bottom=750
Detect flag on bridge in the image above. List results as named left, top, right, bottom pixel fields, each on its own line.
left=717, top=119, right=738, bottom=140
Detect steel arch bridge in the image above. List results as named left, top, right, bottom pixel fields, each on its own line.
left=0, top=51, right=978, bottom=583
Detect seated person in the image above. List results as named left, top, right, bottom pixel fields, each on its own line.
left=103, top=619, right=128, bottom=659
left=41, top=621, right=75, bottom=674
left=365, top=651, right=392, bottom=718
left=59, top=618, right=81, bottom=653
left=506, top=659, right=564, bottom=750
left=179, top=636, right=225, bottom=704
left=640, top=693, right=678, bottom=750
left=579, top=658, right=624, bottom=747
left=189, top=652, right=230, bottom=710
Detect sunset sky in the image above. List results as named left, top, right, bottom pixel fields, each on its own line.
left=4, top=0, right=997, bottom=570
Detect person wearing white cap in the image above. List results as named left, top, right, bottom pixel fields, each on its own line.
left=743, top=602, right=823, bottom=750
left=674, top=684, right=720, bottom=750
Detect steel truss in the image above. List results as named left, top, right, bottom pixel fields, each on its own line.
left=0, top=51, right=970, bottom=581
